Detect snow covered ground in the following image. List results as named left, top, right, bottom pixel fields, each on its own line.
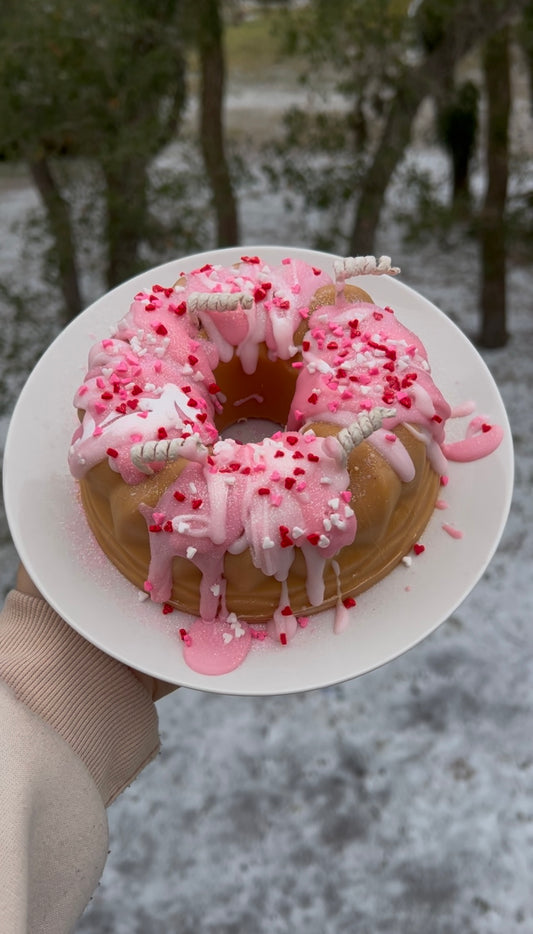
left=1, top=147, right=532, bottom=933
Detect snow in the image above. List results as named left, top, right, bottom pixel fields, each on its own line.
left=1, top=146, right=532, bottom=933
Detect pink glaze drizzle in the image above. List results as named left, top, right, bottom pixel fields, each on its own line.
left=442, top=523, right=464, bottom=540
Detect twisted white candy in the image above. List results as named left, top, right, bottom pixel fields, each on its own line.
left=130, top=434, right=209, bottom=475
left=334, top=255, right=401, bottom=283
left=187, top=291, right=253, bottom=312
left=337, top=406, right=397, bottom=456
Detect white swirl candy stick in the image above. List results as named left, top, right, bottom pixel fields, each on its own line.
left=187, top=291, right=253, bottom=313
left=130, top=434, right=209, bottom=475
left=334, top=255, right=400, bottom=301
left=323, top=406, right=397, bottom=464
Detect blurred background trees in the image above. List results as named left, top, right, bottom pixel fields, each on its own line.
left=0, top=0, right=189, bottom=323
left=0, top=0, right=532, bottom=345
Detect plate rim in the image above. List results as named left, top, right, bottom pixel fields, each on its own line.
left=3, top=245, right=514, bottom=695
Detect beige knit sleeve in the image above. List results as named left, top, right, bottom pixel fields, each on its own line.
left=0, top=681, right=108, bottom=933
left=0, top=590, right=162, bottom=932
left=0, top=590, right=160, bottom=805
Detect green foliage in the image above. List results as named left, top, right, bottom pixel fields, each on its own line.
left=261, top=0, right=416, bottom=252
left=262, top=105, right=367, bottom=251
left=392, top=165, right=472, bottom=245
left=0, top=0, right=192, bottom=312
left=284, top=0, right=412, bottom=91
left=0, top=0, right=186, bottom=162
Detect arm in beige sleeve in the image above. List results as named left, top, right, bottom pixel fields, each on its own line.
left=0, top=590, right=161, bottom=933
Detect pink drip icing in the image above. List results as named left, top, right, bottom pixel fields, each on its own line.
left=442, top=417, right=504, bottom=462
left=333, top=601, right=350, bottom=634
left=182, top=617, right=252, bottom=675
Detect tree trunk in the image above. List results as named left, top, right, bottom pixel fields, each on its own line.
left=103, top=157, right=149, bottom=288
left=478, top=26, right=510, bottom=348
left=197, top=0, right=239, bottom=247
left=28, top=155, right=83, bottom=324
left=348, top=77, right=423, bottom=254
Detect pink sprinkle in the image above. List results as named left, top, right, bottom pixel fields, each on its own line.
left=298, top=617, right=309, bottom=628
left=280, top=633, right=288, bottom=645
left=96, top=377, right=105, bottom=389
left=154, top=360, right=162, bottom=373
left=281, top=257, right=291, bottom=265
left=294, top=409, right=304, bottom=422
left=250, top=628, right=266, bottom=641
left=130, top=433, right=143, bottom=443
left=77, top=385, right=88, bottom=396
left=296, top=481, right=307, bottom=492
left=435, top=499, right=448, bottom=510
left=385, top=433, right=397, bottom=442
left=144, top=580, right=153, bottom=592
left=270, top=493, right=282, bottom=506
left=183, top=634, right=193, bottom=646
left=292, top=361, right=304, bottom=369
left=291, top=284, right=301, bottom=294
left=440, top=475, right=449, bottom=487
left=298, top=307, right=309, bottom=319
left=442, top=523, right=463, bottom=540
left=341, top=491, right=352, bottom=502
left=95, top=402, right=106, bottom=414
left=359, top=400, right=373, bottom=411
left=270, top=470, right=281, bottom=481
left=102, top=339, right=113, bottom=349
left=93, top=427, right=103, bottom=437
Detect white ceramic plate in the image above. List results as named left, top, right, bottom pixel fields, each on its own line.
left=3, top=246, right=513, bottom=695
